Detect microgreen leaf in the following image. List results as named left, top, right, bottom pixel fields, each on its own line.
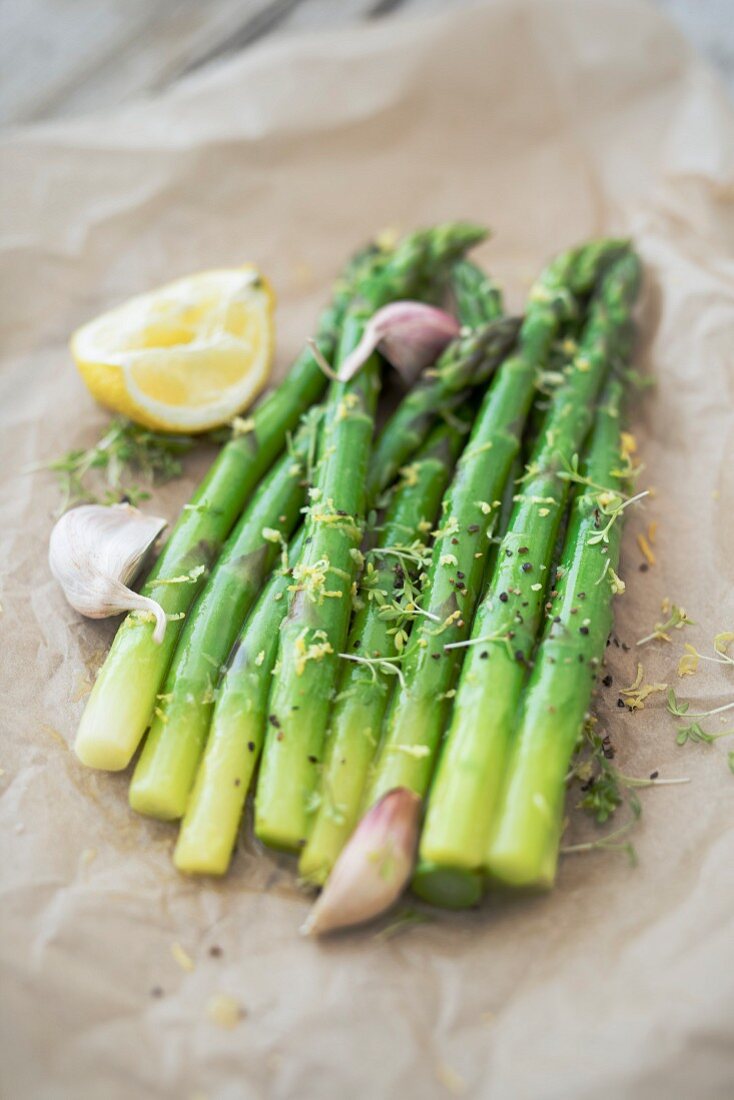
left=675, top=721, right=734, bottom=747
left=675, top=722, right=716, bottom=746
left=667, top=688, right=689, bottom=717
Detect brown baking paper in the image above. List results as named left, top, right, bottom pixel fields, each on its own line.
left=1, top=1, right=733, bottom=1096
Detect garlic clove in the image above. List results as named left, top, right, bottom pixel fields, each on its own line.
left=301, top=788, right=422, bottom=936
left=337, top=302, right=461, bottom=384
left=49, top=503, right=168, bottom=643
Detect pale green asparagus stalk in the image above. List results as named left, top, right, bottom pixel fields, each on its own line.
left=486, top=379, right=630, bottom=887
left=414, top=252, right=640, bottom=907
left=174, top=527, right=307, bottom=873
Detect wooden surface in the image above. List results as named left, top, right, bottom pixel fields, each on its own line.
left=1, top=0, right=732, bottom=127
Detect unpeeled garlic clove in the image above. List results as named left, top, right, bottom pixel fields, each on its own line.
left=301, top=788, right=422, bottom=936
left=49, top=503, right=168, bottom=643
left=337, top=302, right=460, bottom=384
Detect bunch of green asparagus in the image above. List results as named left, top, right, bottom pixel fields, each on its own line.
left=75, top=223, right=642, bottom=931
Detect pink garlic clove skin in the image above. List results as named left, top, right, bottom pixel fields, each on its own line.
left=337, top=302, right=460, bottom=384
left=301, top=788, right=422, bottom=936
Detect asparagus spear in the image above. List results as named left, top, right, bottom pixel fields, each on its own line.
left=364, top=239, right=630, bottom=815
left=255, top=223, right=487, bottom=853
left=414, top=253, right=640, bottom=907
left=298, top=421, right=466, bottom=885
left=174, top=527, right=307, bottom=873
left=128, top=415, right=318, bottom=820
left=485, top=379, right=630, bottom=887
left=74, top=247, right=385, bottom=772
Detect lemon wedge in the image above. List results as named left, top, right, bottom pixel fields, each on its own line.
left=71, top=267, right=275, bottom=432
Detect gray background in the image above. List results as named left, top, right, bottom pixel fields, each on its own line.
left=1, top=0, right=732, bottom=127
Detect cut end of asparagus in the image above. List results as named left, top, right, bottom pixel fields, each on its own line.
left=253, top=818, right=305, bottom=856
left=483, top=777, right=562, bottom=890
left=128, top=775, right=187, bottom=822
left=411, top=860, right=484, bottom=910
left=484, top=842, right=558, bottom=891
left=74, top=671, right=157, bottom=771
left=297, top=850, right=330, bottom=889
left=74, top=726, right=135, bottom=772
left=173, top=834, right=230, bottom=877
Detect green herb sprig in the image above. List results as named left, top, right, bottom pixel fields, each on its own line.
left=667, top=689, right=734, bottom=754
left=44, top=417, right=197, bottom=512
left=566, top=719, right=690, bottom=865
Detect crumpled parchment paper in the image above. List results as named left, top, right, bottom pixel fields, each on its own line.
left=1, top=1, right=733, bottom=1097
